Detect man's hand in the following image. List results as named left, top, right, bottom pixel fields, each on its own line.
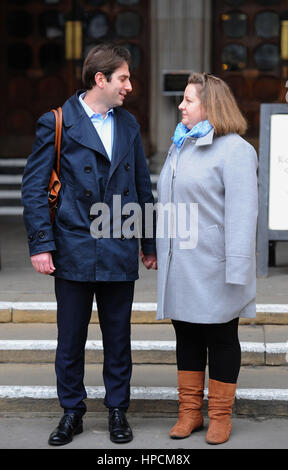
left=140, top=250, right=157, bottom=270
left=30, top=252, right=55, bottom=275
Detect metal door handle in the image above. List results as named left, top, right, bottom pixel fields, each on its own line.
left=65, top=21, right=82, bottom=60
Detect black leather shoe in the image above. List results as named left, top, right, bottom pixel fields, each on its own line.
left=48, top=413, right=83, bottom=446
left=109, top=408, right=133, bottom=443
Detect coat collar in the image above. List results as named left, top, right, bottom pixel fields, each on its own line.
left=195, top=128, right=215, bottom=146
left=62, top=91, right=139, bottom=172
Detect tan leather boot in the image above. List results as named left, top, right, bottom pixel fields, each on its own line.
left=206, top=378, right=237, bottom=445
left=169, top=370, right=205, bottom=439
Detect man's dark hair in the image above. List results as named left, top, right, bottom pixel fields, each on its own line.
left=82, top=43, right=131, bottom=90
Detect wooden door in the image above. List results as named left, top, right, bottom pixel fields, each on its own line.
left=0, top=0, right=150, bottom=157
left=212, top=0, right=288, bottom=148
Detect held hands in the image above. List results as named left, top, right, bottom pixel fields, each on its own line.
left=30, top=252, right=55, bottom=275
left=140, top=250, right=157, bottom=270
left=31, top=251, right=156, bottom=274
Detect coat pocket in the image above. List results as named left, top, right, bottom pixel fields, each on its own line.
left=205, top=225, right=225, bottom=261
left=57, top=183, right=76, bottom=228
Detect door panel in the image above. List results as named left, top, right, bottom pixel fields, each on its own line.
left=212, top=0, right=288, bottom=149
left=0, top=0, right=150, bottom=157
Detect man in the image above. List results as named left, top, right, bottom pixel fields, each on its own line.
left=22, top=44, right=156, bottom=446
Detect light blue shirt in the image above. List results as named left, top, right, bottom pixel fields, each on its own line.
left=79, top=92, right=114, bottom=160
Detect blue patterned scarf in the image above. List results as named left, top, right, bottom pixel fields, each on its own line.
left=172, top=120, right=213, bottom=149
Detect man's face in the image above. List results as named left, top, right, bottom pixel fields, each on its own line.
left=103, top=61, right=132, bottom=108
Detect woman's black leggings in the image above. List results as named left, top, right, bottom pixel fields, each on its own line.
left=172, top=318, right=241, bottom=384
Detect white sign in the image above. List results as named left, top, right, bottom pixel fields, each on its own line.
left=268, top=114, right=288, bottom=230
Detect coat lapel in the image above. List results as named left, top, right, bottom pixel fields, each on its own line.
left=62, top=92, right=110, bottom=161
left=62, top=92, right=139, bottom=169
left=108, top=107, right=138, bottom=179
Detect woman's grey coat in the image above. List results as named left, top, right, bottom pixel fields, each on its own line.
left=156, top=129, right=258, bottom=324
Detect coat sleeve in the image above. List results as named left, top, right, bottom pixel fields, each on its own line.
left=134, top=131, right=156, bottom=255
left=21, top=112, right=57, bottom=256
left=223, top=140, right=258, bottom=285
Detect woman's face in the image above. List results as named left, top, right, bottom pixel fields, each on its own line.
left=179, top=84, right=207, bottom=129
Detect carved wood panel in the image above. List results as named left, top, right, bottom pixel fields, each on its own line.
left=0, top=0, right=150, bottom=156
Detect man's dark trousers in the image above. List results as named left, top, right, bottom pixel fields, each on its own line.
left=54, top=278, right=135, bottom=416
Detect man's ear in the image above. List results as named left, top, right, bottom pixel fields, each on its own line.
left=94, top=72, right=107, bottom=89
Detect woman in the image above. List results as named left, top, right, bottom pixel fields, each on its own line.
left=156, top=72, right=258, bottom=445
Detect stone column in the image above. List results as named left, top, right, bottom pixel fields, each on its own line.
left=149, top=0, right=212, bottom=173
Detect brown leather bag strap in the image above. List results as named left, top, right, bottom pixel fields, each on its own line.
left=51, top=107, right=63, bottom=175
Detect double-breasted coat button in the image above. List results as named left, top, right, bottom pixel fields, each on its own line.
left=84, top=166, right=92, bottom=173
left=121, top=234, right=125, bottom=240
left=124, top=163, right=130, bottom=171
left=85, top=190, right=92, bottom=197
left=124, top=188, right=129, bottom=196
left=28, top=235, right=33, bottom=241
left=38, top=231, right=46, bottom=239
left=88, top=215, right=95, bottom=221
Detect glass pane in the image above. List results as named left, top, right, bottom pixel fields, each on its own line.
left=256, top=0, right=280, bottom=5
left=39, top=11, right=65, bottom=39
left=117, top=0, right=140, bottom=5
left=224, top=0, right=246, bottom=5
left=254, top=44, right=279, bottom=70
left=221, top=12, right=248, bottom=38
left=83, top=44, right=95, bottom=60
left=9, top=0, right=31, bottom=4
left=86, top=13, right=109, bottom=39
left=7, top=44, right=33, bottom=70
left=222, top=44, right=247, bottom=71
left=85, top=0, right=108, bottom=5
left=115, top=12, right=142, bottom=38
left=7, top=11, right=34, bottom=38
left=43, top=0, right=61, bottom=4
left=39, top=44, right=64, bottom=70
left=255, top=12, right=279, bottom=38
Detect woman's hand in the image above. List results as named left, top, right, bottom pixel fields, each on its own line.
left=140, top=250, right=157, bottom=270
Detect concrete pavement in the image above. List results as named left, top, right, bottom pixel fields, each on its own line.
left=2, top=216, right=288, bottom=305
left=0, top=413, right=287, bottom=450
left=0, top=217, right=288, bottom=450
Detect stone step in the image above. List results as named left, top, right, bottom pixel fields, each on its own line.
left=0, top=201, right=23, bottom=208
left=0, top=190, right=22, bottom=199
left=0, top=174, right=23, bottom=216
left=0, top=158, right=26, bottom=166
left=0, top=207, right=23, bottom=216
left=0, top=323, right=286, bottom=366
left=0, top=171, right=158, bottom=215
left=1, top=302, right=288, bottom=324
left=0, top=175, right=22, bottom=184
left=0, top=339, right=286, bottom=366
left=0, top=190, right=22, bottom=210
left=0, top=363, right=286, bottom=415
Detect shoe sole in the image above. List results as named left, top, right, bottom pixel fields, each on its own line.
left=170, top=425, right=204, bottom=440
left=48, top=425, right=83, bottom=446
left=110, top=434, right=133, bottom=444
left=206, top=437, right=229, bottom=445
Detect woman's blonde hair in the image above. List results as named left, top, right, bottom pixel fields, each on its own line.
left=188, top=72, right=247, bottom=136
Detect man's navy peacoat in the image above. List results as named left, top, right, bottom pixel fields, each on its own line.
left=22, top=91, right=156, bottom=282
